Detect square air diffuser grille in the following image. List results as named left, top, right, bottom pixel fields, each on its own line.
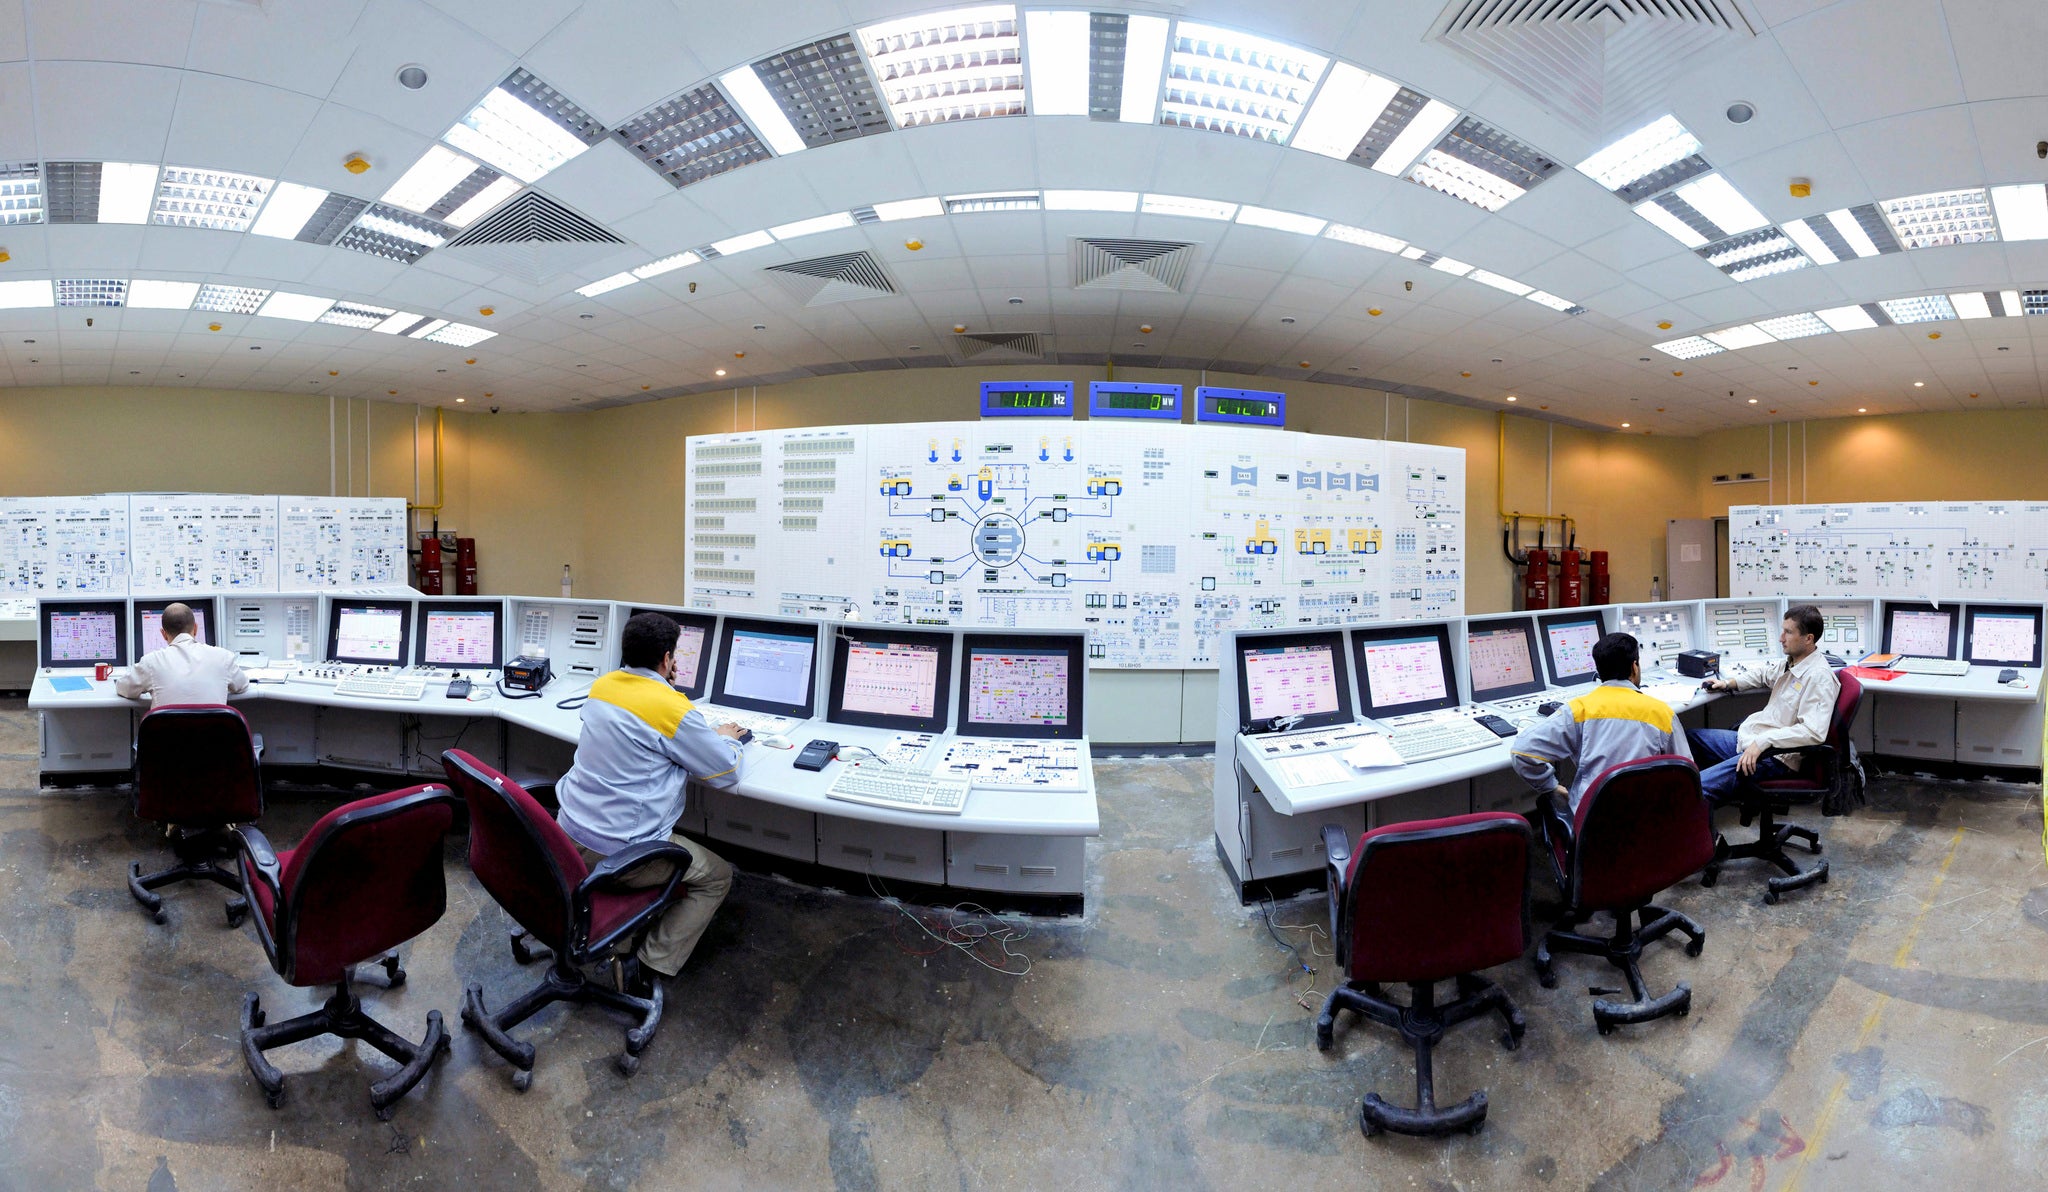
left=752, top=34, right=892, bottom=147
left=615, top=84, right=772, bottom=188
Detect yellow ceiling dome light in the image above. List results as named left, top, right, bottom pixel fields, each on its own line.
left=343, top=154, right=371, bottom=175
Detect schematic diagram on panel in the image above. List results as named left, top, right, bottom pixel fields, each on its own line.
left=772, top=429, right=868, bottom=618
left=1385, top=451, right=1464, bottom=618
left=0, top=496, right=130, bottom=594
left=129, top=496, right=277, bottom=592
left=684, top=436, right=770, bottom=610
left=279, top=497, right=406, bottom=589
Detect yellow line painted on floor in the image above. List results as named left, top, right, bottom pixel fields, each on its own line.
left=1778, top=823, right=1966, bottom=1192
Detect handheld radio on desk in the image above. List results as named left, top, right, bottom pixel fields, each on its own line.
left=502, top=655, right=552, bottom=692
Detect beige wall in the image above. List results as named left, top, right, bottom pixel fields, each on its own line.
left=1695, top=410, right=2048, bottom=518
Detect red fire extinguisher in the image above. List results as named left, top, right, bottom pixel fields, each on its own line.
left=1558, top=549, right=1584, bottom=607
left=417, top=532, right=443, bottom=595
left=1523, top=547, right=1551, bottom=610
left=1589, top=550, right=1611, bottom=606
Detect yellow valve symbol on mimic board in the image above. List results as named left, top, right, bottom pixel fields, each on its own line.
left=1245, top=519, right=1278, bottom=555
left=1294, top=529, right=1331, bottom=555
left=1348, top=529, right=1383, bottom=554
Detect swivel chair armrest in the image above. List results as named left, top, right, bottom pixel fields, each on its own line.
left=1321, top=824, right=1352, bottom=968
left=1758, top=743, right=1829, bottom=763
left=232, top=824, right=282, bottom=896
left=230, top=823, right=285, bottom=965
left=577, top=840, right=694, bottom=897
left=574, top=840, right=694, bottom=960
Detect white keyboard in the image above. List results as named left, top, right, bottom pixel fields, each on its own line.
left=1893, top=657, right=1971, bottom=676
left=826, top=765, right=971, bottom=815
left=1247, top=724, right=1381, bottom=758
left=1383, top=717, right=1501, bottom=763
left=698, top=705, right=798, bottom=737
left=937, top=739, right=1086, bottom=790
left=333, top=675, right=428, bottom=701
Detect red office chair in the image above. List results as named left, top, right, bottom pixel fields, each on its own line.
left=1704, top=669, right=1860, bottom=903
left=1315, top=813, right=1532, bottom=1138
left=441, top=749, right=690, bottom=1088
left=127, top=704, right=263, bottom=925
left=1536, top=755, right=1713, bottom=1034
left=230, top=784, right=459, bottom=1118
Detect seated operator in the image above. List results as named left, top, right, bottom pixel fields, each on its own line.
left=116, top=602, right=249, bottom=705
left=554, top=612, right=747, bottom=995
left=1690, top=604, right=1838, bottom=805
left=1511, top=632, right=1689, bottom=815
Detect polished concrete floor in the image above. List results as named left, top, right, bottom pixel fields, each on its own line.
left=3, top=696, right=2046, bottom=1191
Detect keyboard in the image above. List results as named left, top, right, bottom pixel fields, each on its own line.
left=937, top=739, right=1085, bottom=791
left=1382, top=717, right=1501, bottom=763
left=698, top=705, right=798, bottom=737
left=826, top=765, right=971, bottom=815
left=1246, top=724, right=1380, bottom=758
left=1893, top=657, right=1971, bottom=676
left=333, top=675, right=428, bottom=701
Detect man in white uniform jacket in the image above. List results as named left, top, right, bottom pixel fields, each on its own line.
left=116, top=603, right=249, bottom=705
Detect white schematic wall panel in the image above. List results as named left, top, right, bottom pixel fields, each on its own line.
left=1731, top=501, right=2048, bottom=602
left=0, top=495, right=131, bottom=594
left=129, top=494, right=279, bottom=593
left=278, top=497, right=409, bottom=590
left=685, top=421, right=1466, bottom=669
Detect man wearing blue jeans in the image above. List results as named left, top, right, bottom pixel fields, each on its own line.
left=1690, top=604, right=1839, bottom=805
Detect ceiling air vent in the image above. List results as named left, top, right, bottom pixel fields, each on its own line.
left=1430, top=0, right=1757, bottom=136
left=440, top=191, right=625, bottom=286
left=1071, top=237, right=1195, bottom=293
left=954, top=332, right=1047, bottom=362
left=765, top=251, right=897, bottom=306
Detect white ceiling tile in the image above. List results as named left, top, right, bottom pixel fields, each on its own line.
left=188, top=0, right=366, bottom=98
left=1833, top=105, right=1984, bottom=201
left=1776, top=0, right=1967, bottom=128
left=326, top=0, right=515, bottom=140
left=33, top=61, right=181, bottom=160
left=164, top=76, right=324, bottom=179
left=523, top=0, right=711, bottom=128
left=418, top=0, right=576, bottom=57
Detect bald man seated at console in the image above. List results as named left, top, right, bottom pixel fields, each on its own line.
left=116, top=603, right=250, bottom=705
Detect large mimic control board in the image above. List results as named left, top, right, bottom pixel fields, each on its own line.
left=684, top=421, right=1466, bottom=670
left=1731, top=501, right=2048, bottom=602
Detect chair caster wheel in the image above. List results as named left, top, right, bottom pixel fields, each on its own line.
left=1764, top=891, right=1779, bottom=906
left=1467, top=1120, right=1486, bottom=1136
left=1359, top=1104, right=1382, bottom=1138
left=616, top=1052, right=640, bottom=1077
left=265, top=1088, right=285, bottom=1110
left=1597, top=1022, right=1616, bottom=1037
left=225, top=900, right=247, bottom=928
left=1537, top=971, right=1557, bottom=990
left=1700, top=872, right=1718, bottom=889
left=1686, top=938, right=1704, bottom=957
left=374, top=1104, right=394, bottom=1123
left=1677, top=1004, right=1690, bottom=1018
left=512, top=1068, right=533, bottom=1092
left=1501, top=1030, right=1521, bottom=1051
left=152, top=909, right=168, bottom=925
left=1810, top=841, right=1823, bottom=855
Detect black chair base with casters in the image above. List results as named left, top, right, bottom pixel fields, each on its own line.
left=462, top=928, right=665, bottom=1087
left=129, top=827, right=244, bottom=925
left=1534, top=906, right=1704, bottom=1034
left=240, top=954, right=449, bottom=1118
left=1706, top=668, right=1861, bottom=905
left=1317, top=974, right=1525, bottom=1137
left=1702, top=802, right=1829, bottom=903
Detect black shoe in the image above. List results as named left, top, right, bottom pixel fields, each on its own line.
left=617, top=957, right=658, bottom=1000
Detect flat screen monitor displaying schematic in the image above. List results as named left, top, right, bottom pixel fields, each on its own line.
left=1464, top=617, right=1545, bottom=702
left=414, top=601, right=504, bottom=670
left=1537, top=611, right=1607, bottom=688
left=1236, top=632, right=1353, bottom=733
left=1964, top=604, right=2043, bottom=667
left=41, top=600, right=127, bottom=669
left=134, top=600, right=214, bottom=661
left=711, top=619, right=820, bottom=718
left=828, top=629, right=954, bottom=733
left=1351, top=623, right=1458, bottom=719
left=1882, top=603, right=1958, bottom=660
left=629, top=607, right=717, bottom=699
left=957, top=633, right=1086, bottom=740
left=326, top=599, right=413, bottom=666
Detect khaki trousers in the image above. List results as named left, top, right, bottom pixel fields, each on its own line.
left=576, top=834, right=733, bottom=978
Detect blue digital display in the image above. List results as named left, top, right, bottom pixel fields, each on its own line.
left=979, top=381, right=1076, bottom=418
left=1194, top=387, right=1286, bottom=427
left=1088, top=382, right=1183, bottom=420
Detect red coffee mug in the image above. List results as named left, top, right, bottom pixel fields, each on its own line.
left=94, top=663, right=111, bottom=681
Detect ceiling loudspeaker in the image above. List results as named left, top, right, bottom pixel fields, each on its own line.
left=1070, top=238, right=1196, bottom=293
left=764, top=251, right=898, bottom=306
left=1430, top=0, right=1758, bottom=137
left=439, top=192, right=625, bottom=286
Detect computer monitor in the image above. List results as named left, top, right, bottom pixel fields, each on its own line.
left=628, top=607, right=717, bottom=699
left=1537, top=611, right=1607, bottom=688
left=956, top=633, right=1086, bottom=740
left=325, top=599, right=413, bottom=666
left=711, top=618, right=820, bottom=717
left=1465, top=617, right=1545, bottom=702
left=133, top=599, right=214, bottom=662
left=415, top=601, right=504, bottom=669
left=41, top=600, right=126, bottom=669
left=827, top=629, right=954, bottom=733
left=1882, top=602, right=1957, bottom=659
left=1964, top=604, right=2042, bottom=667
left=1236, top=631, right=1352, bottom=732
left=1352, top=623, right=1458, bottom=719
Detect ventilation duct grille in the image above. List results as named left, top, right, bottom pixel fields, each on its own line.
left=1071, top=237, right=1195, bottom=293
left=765, top=251, right=898, bottom=306
left=954, top=332, right=1047, bottom=361
left=441, top=192, right=626, bottom=285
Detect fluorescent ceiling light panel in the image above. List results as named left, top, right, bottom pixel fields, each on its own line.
left=1323, top=223, right=1405, bottom=253
left=2001, top=289, right=2023, bottom=317
left=861, top=5, right=1026, bottom=128
left=633, top=252, right=701, bottom=279
left=1118, top=14, right=1169, bottom=124
left=355, top=210, right=447, bottom=248
left=1398, top=245, right=1428, bottom=260
left=1024, top=10, right=1090, bottom=117
left=1826, top=208, right=1881, bottom=258
left=444, top=176, right=520, bottom=229
left=944, top=190, right=1039, bottom=213
left=1162, top=20, right=1327, bottom=144
left=1043, top=189, right=1139, bottom=212
left=1674, top=173, right=1768, bottom=236
left=1408, top=149, right=1525, bottom=211
left=317, top=301, right=397, bottom=330
left=249, top=181, right=329, bottom=239
left=256, top=291, right=335, bottom=322
left=710, top=229, right=775, bottom=255
left=1880, top=187, right=1994, bottom=249
left=1141, top=192, right=1235, bottom=220
left=1429, top=256, right=1473, bottom=276
left=1634, top=199, right=1709, bottom=248
left=718, top=65, right=808, bottom=156
left=1371, top=99, right=1457, bottom=177
left=97, top=162, right=158, bottom=224
left=371, top=311, right=424, bottom=335
left=1292, top=62, right=1399, bottom=159
left=1525, top=290, right=1576, bottom=312
left=870, top=196, right=945, bottom=221
left=1754, top=312, right=1830, bottom=340
left=1468, top=269, right=1533, bottom=296
left=192, top=284, right=270, bottom=314
left=1703, top=323, right=1775, bottom=350
left=0, top=279, right=52, bottom=308
left=1779, top=219, right=1839, bottom=265
left=1727, top=255, right=1811, bottom=282
left=1234, top=205, right=1324, bottom=235
left=1815, top=304, right=1878, bottom=332
left=407, top=318, right=451, bottom=339
left=125, top=280, right=201, bottom=309
left=383, top=146, right=479, bottom=214
left=575, top=272, right=638, bottom=298
left=0, top=162, right=42, bottom=225
left=55, top=279, right=125, bottom=307
left=769, top=212, right=856, bottom=239
left=1878, top=294, right=1956, bottom=324
left=1577, top=115, right=1701, bottom=191
left=1991, top=184, right=2048, bottom=241
left=1652, top=335, right=1723, bottom=360
left=154, top=166, right=273, bottom=231
left=445, top=83, right=593, bottom=182
left=422, top=322, right=496, bottom=347
left=1949, top=291, right=1993, bottom=319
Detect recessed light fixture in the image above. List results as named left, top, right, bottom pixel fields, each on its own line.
left=715, top=368, right=727, bottom=376
left=1621, top=422, right=1630, bottom=428
left=1725, top=101, right=1755, bottom=124
left=456, top=396, right=466, bottom=403
left=445, top=69, right=601, bottom=183
left=1162, top=19, right=1328, bottom=144
left=1858, top=407, right=1867, bottom=412
left=1505, top=395, right=1516, bottom=401
left=1914, top=380, right=1925, bottom=386
left=1747, top=397, right=1758, bottom=404
left=397, top=65, right=429, bottom=90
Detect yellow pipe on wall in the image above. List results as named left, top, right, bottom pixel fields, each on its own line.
left=1497, top=411, right=1576, bottom=542
left=408, top=407, right=447, bottom=518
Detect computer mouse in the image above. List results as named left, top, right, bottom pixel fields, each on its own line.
left=1537, top=701, right=1563, bottom=717
left=758, top=734, right=790, bottom=750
